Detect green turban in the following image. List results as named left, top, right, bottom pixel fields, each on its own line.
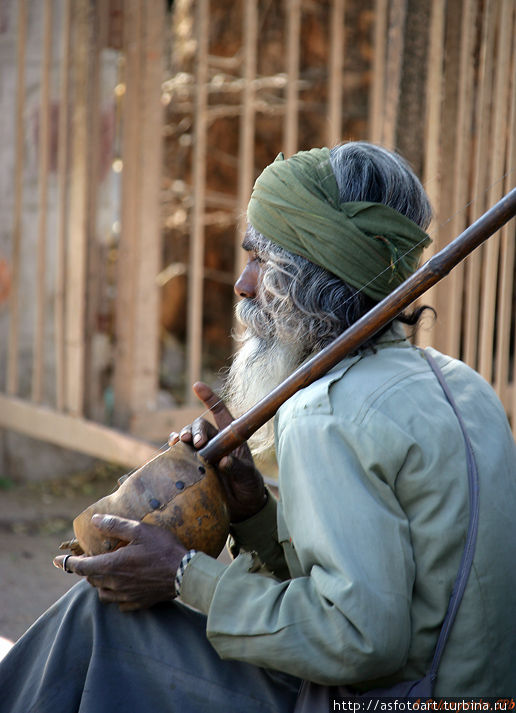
left=247, top=147, right=432, bottom=301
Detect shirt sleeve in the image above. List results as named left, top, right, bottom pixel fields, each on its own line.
left=228, top=489, right=290, bottom=580
left=180, top=410, right=415, bottom=685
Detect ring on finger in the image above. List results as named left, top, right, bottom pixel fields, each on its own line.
left=62, top=554, right=73, bottom=573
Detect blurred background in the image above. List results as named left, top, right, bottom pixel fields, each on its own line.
left=0, top=0, right=514, bottom=640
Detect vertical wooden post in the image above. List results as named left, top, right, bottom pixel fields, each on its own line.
left=328, top=0, right=345, bottom=147
left=463, top=0, right=496, bottom=368
left=445, top=0, right=476, bottom=358
left=186, top=0, right=209, bottom=401
left=55, top=0, right=72, bottom=411
left=32, top=0, right=53, bottom=403
left=478, top=0, right=513, bottom=383
left=236, top=0, right=258, bottom=280
left=381, top=0, right=407, bottom=150
left=115, top=0, right=164, bottom=424
left=7, top=0, right=27, bottom=396
left=369, top=0, right=388, bottom=144
left=417, top=0, right=445, bottom=348
left=284, top=0, right=300, bottom=157
left=65, top=0, right=91, bottom=416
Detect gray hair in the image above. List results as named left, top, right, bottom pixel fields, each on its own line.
left=245, top=142, right=433, bottom=357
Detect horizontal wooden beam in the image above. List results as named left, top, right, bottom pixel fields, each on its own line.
left=130, top=406, right=208, bottom=442
left=0, top=395, right=156, bottom=468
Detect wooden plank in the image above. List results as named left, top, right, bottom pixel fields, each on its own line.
left=235, top=0, right=258, bottom=280
left=478, top=0, right=513, bottom=383
left=494, top=1, right=516, bottom=402
left=463, top=0, right=496, bottom=368
left=55, top=0, right=72, bottom=411
left=128, top=0, right=163, bottom=415
left=7, top=0, right=27, bottom=396
left=417, top=0, right=445, bottom=348
left=381, top=0, right=407, bottom=150
left=186, top=0, right=209, bottom=401
left=0, top=395, right=156, bottom=469
left=32, top=0, right=53, bottom=404
left=445, top=0, right=476, bottom=358
left=368, top=0, right=388, bottom=144
left=65, top=0, right=91, bottom=415
left=284, top=0, right=301, bottom=157
left=328, top=0, right=345, bottom=146
left=114, top=0, right=142, bottom=427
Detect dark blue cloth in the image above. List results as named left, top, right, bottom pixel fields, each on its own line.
left=0, top=580, right=300, bottom=713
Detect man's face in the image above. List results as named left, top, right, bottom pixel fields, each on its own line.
left=233, top=231, right=263, bottom=300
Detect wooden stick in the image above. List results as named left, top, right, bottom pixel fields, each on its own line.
left=200, top=188, right=516, bottom=463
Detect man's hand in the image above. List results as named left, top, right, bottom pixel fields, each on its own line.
left=169, top=382, right=267, bottom=523
left=53, top=514, right=187, bottom=611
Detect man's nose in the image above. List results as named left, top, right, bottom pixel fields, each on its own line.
left=234, top=261, right=260, bottom=298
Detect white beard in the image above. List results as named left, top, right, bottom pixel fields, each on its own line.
left=223, top=300, right=305, bottom=455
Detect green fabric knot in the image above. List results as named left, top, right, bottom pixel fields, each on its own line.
left=247, top=147, right=432, bottom=301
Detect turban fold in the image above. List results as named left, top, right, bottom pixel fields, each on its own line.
left=247, top=147, right=432, bottom=301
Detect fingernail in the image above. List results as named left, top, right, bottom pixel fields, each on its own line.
left=52, top=558, right=60, bottom=568
left=193, top=434, right=202, bottom=445
left=92, top=513, right=108, bottom=527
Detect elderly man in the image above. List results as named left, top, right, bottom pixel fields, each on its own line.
left=1, top=142, right=515, bottom=712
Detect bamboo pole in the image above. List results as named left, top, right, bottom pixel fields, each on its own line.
left=284, top=0, right=300, bottom=157
left=32, top=0, right=53, bottom=404
left=200, top=189, right=516, bottom=463
left=328, top=0, right=345, bottom=146
left=186, top=0, right=209, bottom=401
left=55, top=0, right=72, bottom=411
left=7, top=0, right=27, bottom=396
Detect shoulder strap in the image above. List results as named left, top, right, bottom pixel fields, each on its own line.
left=422, top=350, right=480, bottom=683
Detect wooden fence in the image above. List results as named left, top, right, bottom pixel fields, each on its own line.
left=0, top=0, right=514, bottom=474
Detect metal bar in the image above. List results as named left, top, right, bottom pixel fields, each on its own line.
left=381, top=0, right=407, bottom=150
left=186, top=0, right=209, bottom=401
left=478, top=0, right=513, bottom=382
left=7, top=0, right=27, bottom=396
left=463, top=0, right=496, bottom=367
left=200, top=188, right=516, bottom=463
left=328, top=0, right=345, bottom=146
left=446, top=0, right=476, bottom=358
left=235, top=0, right=258, bottom=281
left=368, top=0, right=388, bottom=143
left=32, top=0, right=53, bottom=404
left=284, top=0, right=300, bottom=157
left=55, top=0, right=72, bottom=411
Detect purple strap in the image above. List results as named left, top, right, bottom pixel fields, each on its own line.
left=422, top=351, right=480, bottom=682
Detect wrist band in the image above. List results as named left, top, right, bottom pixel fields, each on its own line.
left=174, top=550, right=198, bottom=596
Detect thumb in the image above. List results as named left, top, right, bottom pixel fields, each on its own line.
left=192, top=381, right=235, bottom=431
left=91, top=514, right=140, bottom=543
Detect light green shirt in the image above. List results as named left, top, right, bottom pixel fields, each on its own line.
left=181, top=324, right=516, bottom=695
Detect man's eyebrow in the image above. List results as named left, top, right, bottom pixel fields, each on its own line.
left=241, top=235, right=255, bottom=251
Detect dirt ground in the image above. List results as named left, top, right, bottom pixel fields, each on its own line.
left=0, top=464, right=125, bottom=644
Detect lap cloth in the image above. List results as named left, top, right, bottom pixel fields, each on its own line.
left=0, top=580, right=300, bottom=713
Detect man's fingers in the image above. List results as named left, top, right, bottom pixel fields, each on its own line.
left=192, top=381, right=234, bottom=431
